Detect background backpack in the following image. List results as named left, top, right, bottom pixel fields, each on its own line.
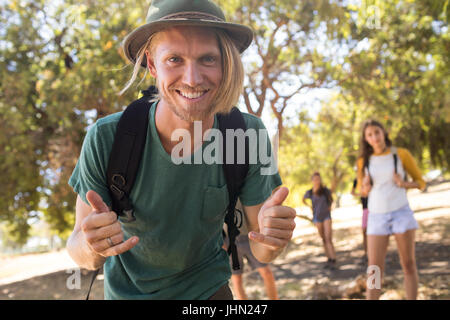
left=364, top=146, right=407, bottom=184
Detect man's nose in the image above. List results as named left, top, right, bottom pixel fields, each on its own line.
left=182, top=62, right=203, bottom=87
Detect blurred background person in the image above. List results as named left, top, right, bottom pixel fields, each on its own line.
left=303, top=172, right=337, bottom=269
left=222, top=200, right=279, bottom=300
left=351, top=176, right=369, bottom=266
left=357, top=119, right=426, bottom=300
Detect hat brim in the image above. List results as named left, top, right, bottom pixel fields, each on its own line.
left=122, top=20, right=253, bottom=67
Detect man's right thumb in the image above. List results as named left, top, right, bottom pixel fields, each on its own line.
left=86, top=190, right=109, bottom=213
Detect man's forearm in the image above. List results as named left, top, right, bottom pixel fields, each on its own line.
left=66, top=230, right=106, bottom=270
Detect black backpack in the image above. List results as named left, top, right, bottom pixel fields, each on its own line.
left=86, top=86, right=249, bottom=299
left=364, top=146, right=407, bottom=184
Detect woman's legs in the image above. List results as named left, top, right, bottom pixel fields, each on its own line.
left=394, top=229, right=418, bottom=300
left=230, top=274, right=247, bottom=300
left=358, top=227, right=368, bottom=266
left=257, top=266, right=278, bottom=300
left=363, top=228, right=368, bottom=256
left=366, top=234, right=390, bottom=300
left=323, top=219, right=336, bottom=260
left=315, top=222, right=329, bottom=258
left=362, top=208, right=369, bottom=258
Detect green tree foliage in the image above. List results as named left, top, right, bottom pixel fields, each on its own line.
left=278, top=97, right=372, bottom=208
left=341, top=0, right=450, bottom=169
left=217, top=0, right=352, bottom=137
left=0, top=0, right=149, bottom=243
left=280, top=0, right=449, bottom=207
left=0, top=0, right=448, bottom=244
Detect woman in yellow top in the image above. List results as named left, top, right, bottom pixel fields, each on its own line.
left=356, top=120, right=426, bottom=300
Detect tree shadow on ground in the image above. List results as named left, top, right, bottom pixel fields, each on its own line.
left=0, top=216, right=448, bottom=300
left=0, top=268, right=104, bottom=300
left=242, top=216, right=449, bottom=299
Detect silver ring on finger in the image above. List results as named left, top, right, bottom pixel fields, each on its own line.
left=107, top=237, right=114, bottom=247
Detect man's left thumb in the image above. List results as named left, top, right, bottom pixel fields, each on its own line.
left=261, top=187, right=289, bottom=211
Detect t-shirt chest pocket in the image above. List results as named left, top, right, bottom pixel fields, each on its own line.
left=202, top=184, right=229, bottom=222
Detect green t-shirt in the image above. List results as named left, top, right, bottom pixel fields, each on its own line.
left=68, top=101, right=282, bottom=299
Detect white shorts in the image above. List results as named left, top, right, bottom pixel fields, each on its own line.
left=367, top=204, right=418, bottom=236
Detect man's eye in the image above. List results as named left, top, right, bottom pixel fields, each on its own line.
left=168, top=57, right=181, bottom=63
left=202, top=56, right=216, bottom=63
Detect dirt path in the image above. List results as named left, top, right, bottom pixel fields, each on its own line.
left=0, top=250, right=78, bottom=286
left=240, top=213, right=449, bottom=300
left=0, top=182, right=449, bottom=300
left=242, top=182, right=450, bottom=300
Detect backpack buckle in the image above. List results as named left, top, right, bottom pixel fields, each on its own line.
left=110, top=184, right=124, bottom=200
left=112, top=174, right=126, bottom=187
left=120, top=209, right=136, bottom=223
left=234, top=208, right=243, bottom=228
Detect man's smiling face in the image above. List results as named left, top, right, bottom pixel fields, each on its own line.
left=146, top=26, right=223, bottom=122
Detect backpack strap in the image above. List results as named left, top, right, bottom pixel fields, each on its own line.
left=391, top=146, right=407, bottom=181
left=391, top=146, right=398, bottom=174
left=85, top=268, right=100, bottom=300
left=85, top=86, right=156, bottom=300
left=217, top=107, right=249, bottom=270
left=106, top=90, right=155, bottom=222
left=140, top=85, right=158, bottom=98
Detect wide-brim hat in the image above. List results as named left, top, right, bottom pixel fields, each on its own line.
left=122, top=0, right=254, bottom=68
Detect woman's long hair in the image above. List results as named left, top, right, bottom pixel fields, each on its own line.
left=359, top=119, right=392, bottom=169
left=311, top=172, right=325, bottom=196
left=311, top=172, right=332, bottom=205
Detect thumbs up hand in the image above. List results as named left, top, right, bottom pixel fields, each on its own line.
left=81, top=190, right=139, bottom=258
left=248, top=187, right=296, bottom=251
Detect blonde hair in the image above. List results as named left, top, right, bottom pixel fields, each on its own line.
left=212, top=28, right=244, bottom=114
left=118, top=33, right=158, bottom=96
left=119, top=27, right=244, bottom=115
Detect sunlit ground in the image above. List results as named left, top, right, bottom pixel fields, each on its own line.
left=0, top=182, right=448, bottom=300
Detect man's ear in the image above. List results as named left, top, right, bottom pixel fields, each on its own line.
left=145, top=50, right=157, bottom=78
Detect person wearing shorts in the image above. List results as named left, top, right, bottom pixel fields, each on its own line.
left=303, top=172, right=337, bottom=269
left=351, top=178, right=369, bottom=264
left=357, top=119, right=426, bottom=300
left=367, top=204, right=419, bottom=236
left=223, top=232, right=278, bottom=300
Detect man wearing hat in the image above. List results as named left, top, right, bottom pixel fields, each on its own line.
left=67, top=0, right=296, bottom=300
